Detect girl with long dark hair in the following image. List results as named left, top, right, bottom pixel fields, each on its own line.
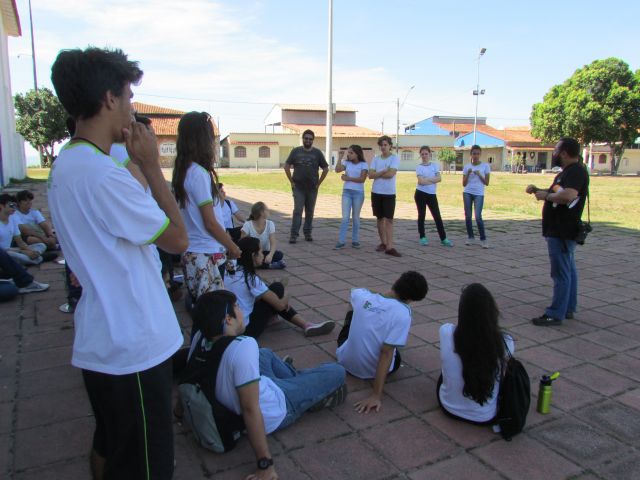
left=334, top=145, right=368, bottom=249
left=225, top=237, right=335, bottom=338
left=171, top=111, right=240, bottom=300
left=437, top=283, right=514, bottom=423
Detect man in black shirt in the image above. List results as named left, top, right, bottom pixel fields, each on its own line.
left=526, top=137, right=589, bottom=326
left=284, top=129, right=329, bottom=243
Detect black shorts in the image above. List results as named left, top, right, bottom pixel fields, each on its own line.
left=82, top=357, right=174, bottom=480
left=371, top=193, right=396, bottom=219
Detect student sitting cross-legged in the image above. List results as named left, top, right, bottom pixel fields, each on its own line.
left=437, top=283, right=514, bottom=424
left=336, top=271, right=428, bottom=413
left=188, top=290, right=347, bottom=479
left=225, top=236, right=335, bottom=338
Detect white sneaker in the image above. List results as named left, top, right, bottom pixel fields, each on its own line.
left=481, top=240, right=489, bottom=249
left=18, top=281, right=49, bottom=294
left=465, top=238, right=475, bottom=246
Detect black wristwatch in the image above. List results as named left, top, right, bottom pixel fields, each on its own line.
left=257, top=457, right=273, bottom=470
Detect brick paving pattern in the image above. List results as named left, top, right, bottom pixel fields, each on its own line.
left=1, top=181, right=639, bottom=479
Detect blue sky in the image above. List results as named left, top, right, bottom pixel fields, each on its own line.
left=9, top=0, right=640, bottom=163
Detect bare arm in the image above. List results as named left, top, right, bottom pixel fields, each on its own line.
left=379, top=168, right=397, bottom=179
left=317, top=167, right=329, bottom=188
left=353, top=344, right=395, bottom=414
left=417, top=172, right=441, bottom=185
left=233, top=211, right=246, bottom=223
left=200, top=204, right=241, bottom=259
left=342, top=169, right=368, bottom=183
left=462, top=169, right=470, bottom=187
left=237, top=383, right=278, bottom=480
left=284, top=164, right=293, bottom=184
left=124, top=121, right=188, bottom=254
left=12, top=235, right=40, bottom=259
left=335, top=156, right=346, bottom=173
left=536, top=186, right=578, bottom=204
left=265, top=232, right=277, bottom=263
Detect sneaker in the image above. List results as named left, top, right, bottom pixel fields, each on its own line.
left=566, top=312, right=574, bottom=320
left=532, top=315, right=563, bottom=327
left=375, top=243, right=386, bottom=252
left=419, top=237, right=429, bottom=246
left=351, top=242, right=361, bottom=249
left=58, top=302, right=75, bottom=314
left=41, top=252, right=58, bottom=262
left=18, top=281, right=49, bottom=294
left=441, top=238, right=453, bottom=247
left=465, top=238, right=475, bottom=246
left=334, top=242, right=346, bottom=250
left=308, top=384, right=348, bottom=412
left=304, top=320, right=336, bottom=337
left=289, top=236, right=297, bottom=244
left=268, top=260, right=287, bottom=270
left=282, top=355, right=294, bottom=368
left=385, top=248, right=402, bottom=257
left=304, top=234, right=313, bottom=242
left=481, top=240, right=489, bottom=249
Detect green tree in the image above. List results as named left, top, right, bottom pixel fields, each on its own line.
left=14, top=88, right=69, bottom=167
left=437, top=147, right=457, bottom=172
left=530, top=58, right=640, bottom=174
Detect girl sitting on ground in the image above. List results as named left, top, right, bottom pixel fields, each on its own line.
left=225, top=236, right=335, bottom=338
left=437, top=283, right=514, bottom=424
left=240, top=201, right=285, bottom=269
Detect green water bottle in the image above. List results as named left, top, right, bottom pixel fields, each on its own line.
left=536, top=371, right=560, bottom=414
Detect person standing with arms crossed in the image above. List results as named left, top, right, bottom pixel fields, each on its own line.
left=370, top=135, right=401, bottom=256
left=284, top=130, right=329, bottom=243
left=50, top=47, right=188, bottom=479
left=462, top=145, right=491, bottom=248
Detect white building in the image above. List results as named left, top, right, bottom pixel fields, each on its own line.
left=0, top=0, right=25, bottom=185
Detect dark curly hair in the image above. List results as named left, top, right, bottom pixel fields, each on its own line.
left=453, top=283, right=505, bottom=405
left=392, top=271, right=428, bottom=302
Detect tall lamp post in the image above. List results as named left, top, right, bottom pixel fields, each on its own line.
left=28, top=0, right=38, bottom=91
left=396, top=85, right=414, bottom=155
left=472, top=47, right=486, bottom=145
left=325, top=0, right=334, bottom=168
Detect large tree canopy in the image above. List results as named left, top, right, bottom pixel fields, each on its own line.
left=14, top=88, right=69, bottom=167
left=530, top=58, right=640, bottom=173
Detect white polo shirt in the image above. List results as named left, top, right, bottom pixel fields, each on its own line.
left=224, top=266, right=269, bottom=323
left=180, top=163, right=225, bottom=254
left=47, top=140, right=182, bottom=375
left=336, top=288, right=411, bottom=379
left=371, top=155, right=400, bottom=195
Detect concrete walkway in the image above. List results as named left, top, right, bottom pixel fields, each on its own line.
left=1, top=181, right=639, bottom=479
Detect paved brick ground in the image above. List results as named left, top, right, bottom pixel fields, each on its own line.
left=1, top=180, right=639, bottom=479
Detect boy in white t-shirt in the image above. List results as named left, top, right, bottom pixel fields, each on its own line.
left=14, top=190, right=58, bottom=250
left=0, top=194, right=47, bottom=266
left=188, top=290, right=346, bottom=479
left=336, top=271, right=428, bottom=413
left=50, top=47, right=188, bottom=479
left=462, top=145, right=491, bottom=248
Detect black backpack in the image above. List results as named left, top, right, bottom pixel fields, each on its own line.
left=495, top=339, right=530, bottom=440
left=178, top=335, right=245, bottom=452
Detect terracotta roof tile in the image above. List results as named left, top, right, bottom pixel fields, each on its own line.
left=282, top=123, right=381, bottom=138
left=149, top=118, right=180, bottom=136
left=132, top=102, right=185, bottom=116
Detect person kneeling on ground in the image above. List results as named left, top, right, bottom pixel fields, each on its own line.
left=189, top=290, right=347, bottom=479
left=226, top=237, right=335, bottom=338
left=437, top=283, right=514, bottom=424
left=336, top=271, right=428, bottom=413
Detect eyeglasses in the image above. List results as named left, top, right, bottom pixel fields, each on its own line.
left=8, top=202, right=17, bottom=209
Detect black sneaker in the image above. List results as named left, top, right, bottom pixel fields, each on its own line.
left=304, top=234, right=313, bottom=242
left=566, top=312, right=574, bottom=320
left=289, top=236, right=297, bottom=244
left=308, top=384, right=347, bottom=412
left=532, top=315, right=563, bottom=327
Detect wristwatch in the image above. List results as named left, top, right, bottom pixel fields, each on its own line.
left=257, top=457, right=274, bottom=470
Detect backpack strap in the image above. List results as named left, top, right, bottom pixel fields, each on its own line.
left=225, top=199, right=234, bottom=227
left=179, top=335, right=236, bottom=394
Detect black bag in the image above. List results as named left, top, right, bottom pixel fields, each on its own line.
left=575, top=177, right=592, bottom=246
left=179, top=335, right=245, bottom=452
left=496, top=339, right=530, bottom=441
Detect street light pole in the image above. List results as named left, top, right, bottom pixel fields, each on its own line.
left=325, top=0, right=334, bottom=169
left=396, top=85, right=414, bottom=155
left=28, top=0, right=38, bottom=91
left=472, top=47, right=486, bottom=145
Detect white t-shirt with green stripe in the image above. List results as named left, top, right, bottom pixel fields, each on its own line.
left=336, top=288, right=411, bottom=378
left=180, top=163, right=225, bottom=254
left=215, top=335, right=287, bottom=433
left=48, top=140, right=182, bottom=375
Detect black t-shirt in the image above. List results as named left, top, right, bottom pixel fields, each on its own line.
left=285, top=146, right=328, bottom=190
left=542, top=162, right=589, bottom=239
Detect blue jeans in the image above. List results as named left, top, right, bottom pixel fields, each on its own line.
left=545, top=237, right=578, bottom=320
left=338, top=189, right=365, bottom=243
left=6, top=243, right=47, bottom=266
left=258, top=349, right=345, bottom=431
left=0, top=282, right=19, bottom=302
left=463, top=193, right=486, bottom=240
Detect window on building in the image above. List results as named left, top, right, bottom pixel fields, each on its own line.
left=234, top=146, right=246, bottom=158
left=598, top=154, right=607, bottom=164
left=488, top=156, right=494, bottom=163
left=259, top=146, right=270, bottom=158
left=222, top=146, right=228, bottom=158
left=401, top=151, right=413, bottom=162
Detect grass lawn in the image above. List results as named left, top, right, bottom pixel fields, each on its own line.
left=26, top=167, right=640, bottom=231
